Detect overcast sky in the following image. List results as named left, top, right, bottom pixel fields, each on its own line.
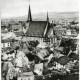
left=1, top=0, right=79, bottom=18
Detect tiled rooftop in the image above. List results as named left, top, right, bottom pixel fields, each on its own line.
left=26, top=21, right=47, bottom=37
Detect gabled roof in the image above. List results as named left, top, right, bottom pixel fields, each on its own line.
left=68, top=53, right=79, bottom=60
left=1, top=39, right=15, bottom=43
left=14, top=32, right=24, bottom=36
left=56, top=56, right=71, bottom=65
left=1, top=47, right=12, bottom=50
left=26, top=21, right=47, bottom=37
left=1, top=25, right=6, bottom=30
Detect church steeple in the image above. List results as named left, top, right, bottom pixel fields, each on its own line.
left=27, top=0, right=32, bottom=21
left=47, top=11, right=49, bottom=22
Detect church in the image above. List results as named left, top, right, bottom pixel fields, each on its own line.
left=24, top=3, right=51, bottom=44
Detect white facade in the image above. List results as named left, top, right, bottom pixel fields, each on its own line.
left=17, top=75, right=34, bottom=80
left=6, top=62, right=15, bottom=80
left=66, top=29, right=71, bottom=36
left=2, top=32, right=16, bottom=40
left=37, top=42, right=48, bottom=48
left=26, top=37, right=49, bottom=48
left=26, top=37, right=43, bottom=43
left=15, top=51, right=29, bottom=68
left=1, top=42, right=10, bottom=48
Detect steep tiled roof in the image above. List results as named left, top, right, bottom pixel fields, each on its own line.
left=56, top=56, right=71, bottom=65
left=26, top=21, right=47, bottom=37
left=68, top=53, right=79, bottom=60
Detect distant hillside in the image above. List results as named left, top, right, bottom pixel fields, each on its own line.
left=33, top=12, right=79, bottom=21
left=1, top=12, right=79, bottom=22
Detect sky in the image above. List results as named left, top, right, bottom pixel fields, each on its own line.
left=1, top=0, right=79, bottom=18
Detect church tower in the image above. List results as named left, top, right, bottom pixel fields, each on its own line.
left=27, top=0, right=32, bottom=21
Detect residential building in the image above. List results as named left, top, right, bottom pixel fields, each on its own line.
left=1, top=39, right=12, bottom=49
left=17, top=71, right=34, bottom=80
left=11, top=24, right=23, bottom=32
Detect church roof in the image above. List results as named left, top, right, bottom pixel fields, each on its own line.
left=26, top=21, right=47, bottom=37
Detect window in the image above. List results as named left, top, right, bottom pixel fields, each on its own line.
left=8, top=43, right=10, bottom=47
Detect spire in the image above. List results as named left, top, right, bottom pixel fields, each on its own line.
left=47, top=11, right=49, bottom=22
left=27, top=0, right=32, bottom=21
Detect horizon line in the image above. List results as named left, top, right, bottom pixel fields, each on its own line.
left=1, top=11, right=79, bottom=19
